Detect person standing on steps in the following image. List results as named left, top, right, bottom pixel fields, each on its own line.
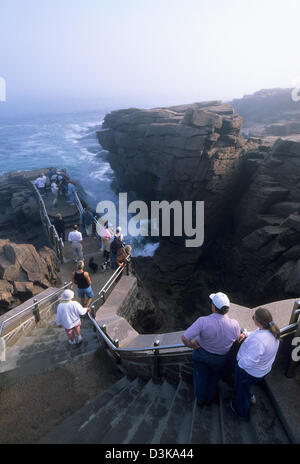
left=228, top=307, right=280, bottom=421
left=56, top=289, right=91, bottom=345
left=51, top=179, right=59, bottom=206
left=67, top=181, right=76, bottom=205
left=110, top=226, right=124, bottom=269
left=72, top=260, right=94, bottom=308
left=34, top=173, right=47, bottom=197
left=181, top=292, right=241, bottom=407
left=81, top=206, right=94, bottom=237
left=100, top=222, right=112, bottom=264
left=54, top=213, right=65, bottom=243
left=68, top=224, right=83, bottom=262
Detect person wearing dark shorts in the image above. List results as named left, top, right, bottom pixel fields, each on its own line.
left=72, top=260, right=94, bottom=308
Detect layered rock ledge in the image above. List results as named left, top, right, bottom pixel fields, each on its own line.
left=97, top=101, right=300, bottom=328
left=0, top=239, right=60, bottom=313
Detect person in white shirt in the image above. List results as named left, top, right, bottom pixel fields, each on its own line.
left=34, top=174, right=47, bottom=196
left=56, top=289, right=90, bottom=345
left=68, top=225, right=83, bottom=262
left=229, top=307, right=280, bottom=420
left=51, top=180, right=59, bottom=206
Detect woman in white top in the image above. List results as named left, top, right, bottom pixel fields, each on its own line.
left=56, top=289, right=90, bottom=345
left=230, top=307, right=280, bottom=420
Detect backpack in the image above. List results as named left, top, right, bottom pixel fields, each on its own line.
left=111, top=236, right=124, bottom=255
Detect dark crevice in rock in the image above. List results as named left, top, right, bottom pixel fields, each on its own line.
left=98, top=100, right=300, bottom=331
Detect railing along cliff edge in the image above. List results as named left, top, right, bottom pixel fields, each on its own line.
left=31, top=182, right=64, bottom=263
left=88, top=286, right=300, bottom=379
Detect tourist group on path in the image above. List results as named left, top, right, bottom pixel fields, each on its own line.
left=34, top=167, right=77, bottom=207
left=56, top=208, right=132, bottom=348
left=182, top=291, right=280, bottom=421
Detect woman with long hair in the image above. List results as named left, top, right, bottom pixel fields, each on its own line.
left=229, top=307, right=280, bottom=420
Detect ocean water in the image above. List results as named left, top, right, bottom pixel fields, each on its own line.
left=0, top=110, right=159, bottom=257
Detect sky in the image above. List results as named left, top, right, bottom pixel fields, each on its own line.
left=1, top=0, right=300, bottom=116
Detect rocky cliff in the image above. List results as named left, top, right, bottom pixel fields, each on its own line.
left=97, top=102, right=258, bottom=328
left=0, top=239, right=60, bottom=313
left=0, top=169, right=49, bottom=246
left=231, top=88, right=300, bottom=138
left=97, top=100, right=300, bottom=329
left=223, top=139, right=300, bottom=305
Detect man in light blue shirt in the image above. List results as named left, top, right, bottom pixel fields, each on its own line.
left=182, top=292, right=240, bottom=406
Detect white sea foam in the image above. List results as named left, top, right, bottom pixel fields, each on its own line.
left=133, top=242, right=160, bottom=257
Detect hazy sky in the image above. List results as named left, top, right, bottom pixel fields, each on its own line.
left=1, top=0, right=300, bottom=116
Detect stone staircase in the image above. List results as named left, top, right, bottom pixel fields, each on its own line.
left=0, top=314, right=99, bottom=381
left=37, top=373, right=291, bottom=444
left=0, top=298, right=295, bottom=444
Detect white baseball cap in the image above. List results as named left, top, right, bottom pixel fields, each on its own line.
left=209, top=292, right=230, bottom=310
left=61, top=289, right=74, bottom=301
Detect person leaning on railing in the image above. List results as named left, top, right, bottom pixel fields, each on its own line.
left=116, top=245, right=132, bottom=267
left=181, top=292, right=241, bottom=407
left=228, top=307, right=280, bottom=421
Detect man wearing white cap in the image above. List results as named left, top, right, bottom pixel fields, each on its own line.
left=56, top=289, right=91, bottom=345
left=182, top=292, right=241, bottom=406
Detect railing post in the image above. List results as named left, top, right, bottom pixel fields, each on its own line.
left=286, top=320, right=300, bottom=378
left=33, top=298, right=41, bottom=326
left=285, top=300, right=300, bottom=378
left=152, top=339, right=161, bottom=383
left=49, top=225, right=55, bottom=246
left=289, top=299, right=300, bottom=325
left=114, top=339, right=119, bottom=348
left=58, top=239, right=64, bottom=264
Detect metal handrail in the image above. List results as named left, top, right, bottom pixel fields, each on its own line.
left=0, top=281, right=72, bottom=337
left=88, top=313, right=186, bottom=354
left=31, top=182, right=64, bottom=261
left=88, top=302, right=300, bottom=357
left=74, top=190, right=110, bottom=235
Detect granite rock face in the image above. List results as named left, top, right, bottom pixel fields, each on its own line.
left=98, top=102, right=253, bottom=238
left=97, top=102, right=258, bottom=325
left=224, top=139, right=300, bottom=304
left=0, top=240, right=60, bottom=313
left=0, top=169, right=48, bottom=246
left=97, top=101, right=300, bottom=325
left=231, top=88, right=300, bottom=139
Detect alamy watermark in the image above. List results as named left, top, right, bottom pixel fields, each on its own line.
left=96, top=193, right=204, bottom=248
left=291, top=336, right=300, bottom=362
left=291, top=78, right=300, bottom=102
left=0, top=77, right=6, bottom=102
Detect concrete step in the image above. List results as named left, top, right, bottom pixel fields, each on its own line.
left=101, top=379, right=162, bottom=444
left=128, top=379, right=178, bottom=444
left=158, top=378, right=195, bottom=444
left=70, top=377, right=147, bottom=444
left=218, top=382, right=256, bottom=444
left=189, top=401, right=221, bottom=444
left=38, top=376, right=132, bottom=444
left=250, top=384, right=290, bottom=444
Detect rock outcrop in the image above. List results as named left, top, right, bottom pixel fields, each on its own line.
left=222, top=139, right=300, bottom=304
left=231, top=88, right=300, bottom=139
left=0, top=240, right=60, bottom=313
left=98, top=102, right=257, bottom=239
left=97, top=100, right=300, bottom=327
left=97, top=102, right=260, bottom=326
left=0, top=169, right=50, bottom=246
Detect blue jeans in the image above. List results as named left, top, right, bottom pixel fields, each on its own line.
left=233, top=364, right=261, bottom=419
left=110, top=252, right=116, bottom=269
left=192, top=348, right=227, bottom=402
